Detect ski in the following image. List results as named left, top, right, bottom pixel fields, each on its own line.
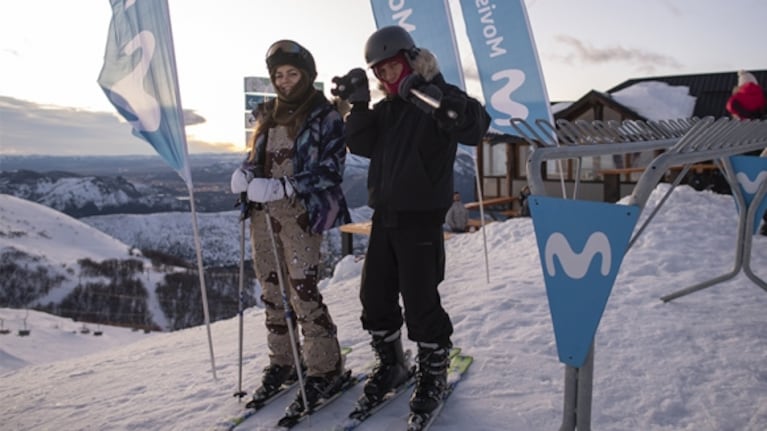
left=274, top=368, right=362, bottom=429
left=331, top=348, right=460, bottom=431
left=217, top=383, right=296, bottom=431
left=405, top=353, right=473, bottom=431
left=216, top=347, right=352, bottom=431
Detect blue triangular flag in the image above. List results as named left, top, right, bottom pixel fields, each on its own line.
left=529, top=195, right=639, bottom=367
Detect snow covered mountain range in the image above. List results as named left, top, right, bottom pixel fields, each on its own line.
left=0, top=193, right=262, bottom=331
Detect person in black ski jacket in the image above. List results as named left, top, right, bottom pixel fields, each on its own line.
left=331, top=26, right=490, bottom=416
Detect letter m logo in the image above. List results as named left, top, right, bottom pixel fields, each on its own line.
left=729, top=155, right=767, bottom=235
left=529, top=195, right=639, bottom=367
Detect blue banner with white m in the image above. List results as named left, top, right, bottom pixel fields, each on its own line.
left=98, top=0, right=192, bottom=187
left=729, top=155, right=767, bottom=235
left=529, top=196, right=639, bottom=367
left=458, top=0, right=551, bottom=135
left=369, top=0, right=465, bottom=90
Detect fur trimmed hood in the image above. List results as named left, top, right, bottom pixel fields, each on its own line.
left=408, top=48, right=440, bottom=81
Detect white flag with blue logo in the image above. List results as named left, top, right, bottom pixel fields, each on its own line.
left=98, top=0, right=192, bottom=187
left=458, top=0, right=552, bottom=135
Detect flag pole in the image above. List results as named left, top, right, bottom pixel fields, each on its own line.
left=165, top=6, right=217, bottom=380
left=98, top=0, right=217, bottom=380
left=187, top=183, right=218, bottom=381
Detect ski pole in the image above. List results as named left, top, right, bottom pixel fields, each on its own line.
left=262, top=202, right=309, bottom=412
left=233, top=193, right=249, bottom=399
left=409, top=88, right=458, bottom=120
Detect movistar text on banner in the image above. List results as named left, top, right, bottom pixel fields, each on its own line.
left=369, top=0, right=465, bottom=90
left=458, top=0, right=551, bottom=135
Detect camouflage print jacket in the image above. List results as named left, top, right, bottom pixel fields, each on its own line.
left=242, top=95, right=351, bottom=234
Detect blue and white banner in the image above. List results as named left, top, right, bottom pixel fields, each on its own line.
left=98, top=0, right=192, bottom=187
left=458, top=0, right=551, bottom=135
left=529, top=196, right=639, bottom=367
left=369, top=0, right=465, bottom=90
left=729, top=155, right=767, bottom=235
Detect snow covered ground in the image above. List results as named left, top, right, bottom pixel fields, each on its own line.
left=2, top=184, right=766, bottom=431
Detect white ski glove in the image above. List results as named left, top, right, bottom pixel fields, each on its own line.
left=230, top=168, right=254, bottom=194
left=246, top=177, right=295, bottom=203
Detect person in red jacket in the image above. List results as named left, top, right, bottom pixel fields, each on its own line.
left=726, top=70, right=766, bottom=120
left=726, top=70, right=767, bottom=235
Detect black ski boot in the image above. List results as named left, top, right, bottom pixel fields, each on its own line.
left=247, top=363, right=298, bottom=408
left=409, top=342, right=451, bottom=414
left=363, top=330, right=411, bottom=401
left=284, top=371, right=349, bottom=415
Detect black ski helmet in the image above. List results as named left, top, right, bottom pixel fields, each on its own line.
left=364, top=26, right=417, bottom=68
left=265, top=40, right=317, bottom=80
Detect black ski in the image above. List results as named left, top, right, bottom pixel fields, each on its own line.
left=406, top=353, right=473, bottom=431
left=216, top=347, right=351, bottom=431
left=330, top=348, right=459, bottom=431
left=274, top=369, right=361, bottom=429
left=217, top=382, right=296, bottom=431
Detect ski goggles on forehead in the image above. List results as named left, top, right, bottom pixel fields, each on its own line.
left=266, top=40, right=304, bottom=59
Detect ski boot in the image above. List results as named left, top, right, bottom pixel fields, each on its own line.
left=362, top=329, right=411, bottom=402
left=246, top=363, right=299, bottom=408
left=284, top=371, right=350, bottom=416
left=409, top=342, right=451, bottom=414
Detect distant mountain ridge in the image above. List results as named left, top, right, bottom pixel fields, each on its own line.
left=0, top=194, right=258, bottom=331
left=0, top=149, right=477, bottom=217
left=0, top=169, right=187, bottom=217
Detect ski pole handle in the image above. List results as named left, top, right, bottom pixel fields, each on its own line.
left=409, top=88, right=458, bottom=120
left=237, top=192, right=252, bottom=221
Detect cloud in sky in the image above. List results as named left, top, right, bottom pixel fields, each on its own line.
left=0, top=96, right=235, bottom=156
left=554, top=35, right=683, bottom=74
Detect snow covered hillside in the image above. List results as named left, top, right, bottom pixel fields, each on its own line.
left=0, top=194, right=191, bottom=330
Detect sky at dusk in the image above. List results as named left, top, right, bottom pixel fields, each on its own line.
left=1, top=0, right=766, bottom=156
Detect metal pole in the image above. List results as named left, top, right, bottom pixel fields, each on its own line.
left=576, top=345, right=594, bottom=431
left=187, top=185, right=217, bottom=380
left=233, top=193, right=249, bottom=399
left=559, top=343, right=594, bottom=431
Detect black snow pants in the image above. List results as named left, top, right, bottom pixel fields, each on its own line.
left=359, top=210, right=454, bottom=346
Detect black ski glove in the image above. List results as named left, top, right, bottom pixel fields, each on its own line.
left=331, top=68, right=370, bottom=104
left=433, top=96, right=465, bottom=129
left=398, top=73, right=443, bottom=114
left=399, top=74, right=462, bottom=128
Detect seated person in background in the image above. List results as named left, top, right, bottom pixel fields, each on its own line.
left=519, top=186, right=531, bottom=217
left=444, top=191, right=469, bottom=233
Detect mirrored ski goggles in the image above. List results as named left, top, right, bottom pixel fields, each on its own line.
left=265, top=40, right=305, bottom=60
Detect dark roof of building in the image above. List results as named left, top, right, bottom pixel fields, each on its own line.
left=607, top=70, right=767, bottom=118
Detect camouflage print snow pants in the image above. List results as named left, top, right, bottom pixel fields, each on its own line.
left=249, top=198, right=342, bottom=378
